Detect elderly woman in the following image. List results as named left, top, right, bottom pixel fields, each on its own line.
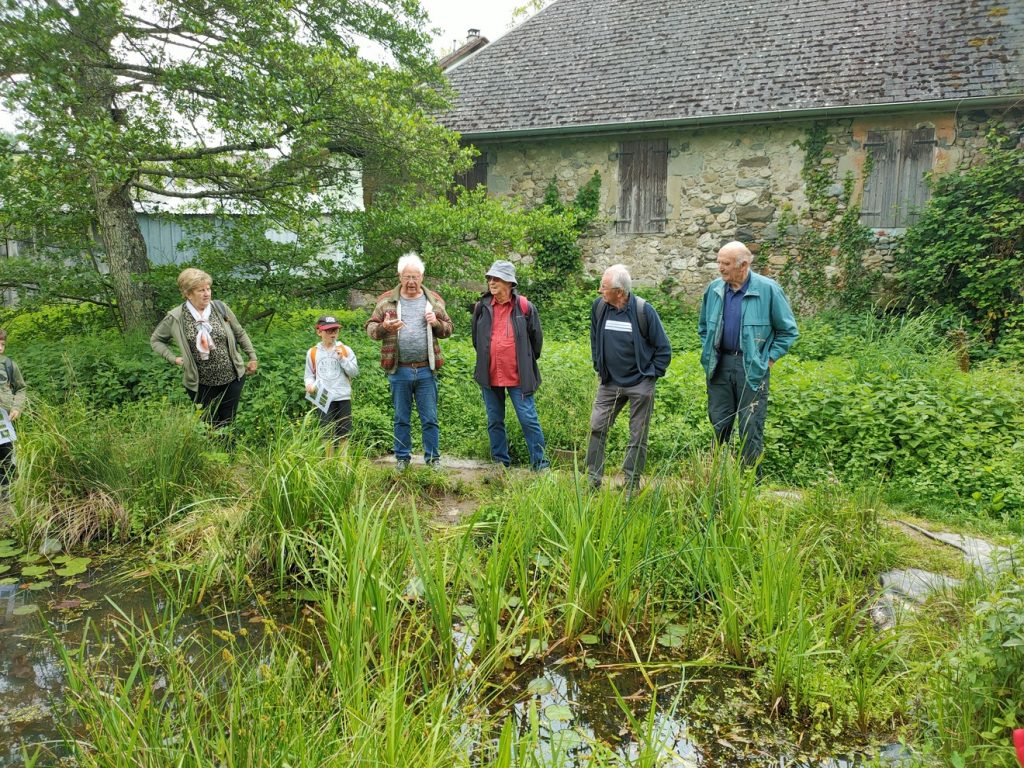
left=471, top=260, right=549, bottom=471
left=151, top=268, right=258, bottom=428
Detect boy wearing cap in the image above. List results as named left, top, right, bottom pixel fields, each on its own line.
left=471, top=260, right=549, bottom=471
left=0, top=328, right=27, bottom=501
left=304, top=316, right=359, bottom=454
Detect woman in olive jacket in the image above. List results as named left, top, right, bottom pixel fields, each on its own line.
left=151, top=268, right=258, bottom=428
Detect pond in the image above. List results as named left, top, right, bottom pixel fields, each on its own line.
left=0, top=551, right=911, bottom=767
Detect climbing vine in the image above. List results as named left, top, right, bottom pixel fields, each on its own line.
left=764, top=122, right=880, bottom=311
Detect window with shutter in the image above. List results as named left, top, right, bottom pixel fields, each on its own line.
left=616, top=139, right=668, bottom=234
left=860, top=127, right=936, bottom=228
left=449, top=152, right=489, bottom=202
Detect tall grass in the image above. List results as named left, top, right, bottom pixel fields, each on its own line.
left=11, top=398, right=232, bottom=545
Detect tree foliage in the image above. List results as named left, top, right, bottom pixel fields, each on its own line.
left=0, top=0, right=466, bottom=329
left=895, top=131, right=1024, bottom=351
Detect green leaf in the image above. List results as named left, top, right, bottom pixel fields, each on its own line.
left=544, top=704, right=573, bottom=722
left=527, top=677, right=553, bottom=695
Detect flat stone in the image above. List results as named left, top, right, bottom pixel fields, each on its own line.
left=879, top=568, right=960, bottom=603
left=735, top=204, right=776, bottom=223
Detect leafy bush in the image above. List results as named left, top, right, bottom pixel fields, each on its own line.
left=895, top=131, right=1024, bottom=351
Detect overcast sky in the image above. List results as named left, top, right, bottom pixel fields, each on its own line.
left=420, top=0, right=530, bottom=55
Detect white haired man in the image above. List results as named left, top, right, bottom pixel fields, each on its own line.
left=586, top=264, right=672, bottom=490
left=698, top=241, right=798, bottom=471
left=365, top=252, right=453, bottom=469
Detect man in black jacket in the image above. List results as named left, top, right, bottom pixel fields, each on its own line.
left=471, top=260, right=549, bottom=470
left=587, top=264, right=672, bottom=490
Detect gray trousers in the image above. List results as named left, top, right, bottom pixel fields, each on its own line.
left=707, top=353, right=769, bottom=466
left=585, top=377, right=656, bottom=487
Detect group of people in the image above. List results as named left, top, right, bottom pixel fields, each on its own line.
left=145, top=240, right=798, bottom=487
left=0, top=240, right=798, bottom=503
left=360, top=242, right=797, bottom=486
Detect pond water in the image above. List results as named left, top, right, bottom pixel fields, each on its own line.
left=0, top=551, right=911, bottom=767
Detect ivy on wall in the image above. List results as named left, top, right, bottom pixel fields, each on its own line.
left=763, top=121, right=880, bottom=312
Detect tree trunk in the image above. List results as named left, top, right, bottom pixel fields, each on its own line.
left=94, top=183, right=157, bottom=331
left=69, top=4, right=157, bottom=332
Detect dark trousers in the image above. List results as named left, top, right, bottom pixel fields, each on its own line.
left=707, top=353, right=769, bottom=466
left=319, top=398, right=353, bottom=442
left=188, top=376, right=246, bottom=429
left=585, top=377, right=656, bottom=487
left=0, top=441, right=12, bottom=489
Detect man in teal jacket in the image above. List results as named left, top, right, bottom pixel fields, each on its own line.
left=698, top=241, right=798, bottom=469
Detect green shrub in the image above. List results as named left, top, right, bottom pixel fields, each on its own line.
left=895, top=130, right=1024, bottom=351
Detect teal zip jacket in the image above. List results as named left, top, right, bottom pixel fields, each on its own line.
left=697, top=271, right=799, bottom=391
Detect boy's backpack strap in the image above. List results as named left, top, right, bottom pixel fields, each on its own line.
left=517, top=294, right=530, bottom=317
left=309, top=346, right=317, bottom=377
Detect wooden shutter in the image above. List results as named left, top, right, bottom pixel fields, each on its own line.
left=860, top=130, right=898, bottom=228
left=449, top=152, right=489, bottom=203
left=899, top=126, right=935, bottom=226
left=861, top=127, right=935, bottom=228
left=640, top=139, right=668, bottom=233
left=616, top=142, right=639, bottom=234
left=617, top=139, right=668, bottom=233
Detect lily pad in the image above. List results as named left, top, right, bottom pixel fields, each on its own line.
left=0, top=546, right=21, bottom=558
left=21, top=565, right=50, bottom=578
left=664, top=623, right=688, bottom=638
left=544, top=704, right=573, bottom=722
left=26, top=581, right=52, bottom=591
left=579, top=633, right=600, bottom=645
left=17, top=554, right=42, bottom=564
left=56, top=559, right=90, bottom=577
left=0, top=539, right=15, bottom=547
left=13, top=604, right=38, bottom=616
left=527, top=677, right=554, bottom=695
left=552, top=729, right=583, bottom=749
left=0, top=564, right=10, bottom=574
left=0, top=577, right=18, bottom=585
left=657, top=633, right=684, bottom=649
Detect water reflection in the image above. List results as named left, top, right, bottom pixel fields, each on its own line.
left=498, top=653, right=910, bottom=767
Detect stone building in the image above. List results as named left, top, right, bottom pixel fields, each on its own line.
left=438, top=0, right=1024, bottom=297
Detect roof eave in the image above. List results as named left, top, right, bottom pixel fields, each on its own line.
left=449, top=95, right=1024, bottom=142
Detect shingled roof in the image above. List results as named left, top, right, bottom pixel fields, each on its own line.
left=440, top=0, right=1024, bottom=138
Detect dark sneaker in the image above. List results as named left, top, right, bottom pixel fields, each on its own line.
left=396, top=458, right=411, bottom=472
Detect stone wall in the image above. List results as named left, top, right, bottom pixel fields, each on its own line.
left=480, top=108, right=1021, bottom=300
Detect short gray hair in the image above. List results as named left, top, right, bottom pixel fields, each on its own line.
left=397, top=252, right=425, bottom=276
left=605, top=264, right=632, bottom=293
left=719, top=241, right=753, bottom=265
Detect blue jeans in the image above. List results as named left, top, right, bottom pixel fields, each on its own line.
left=480, top=386, right=548, bottom=470
left=389, top=365, right=439, bottom=462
